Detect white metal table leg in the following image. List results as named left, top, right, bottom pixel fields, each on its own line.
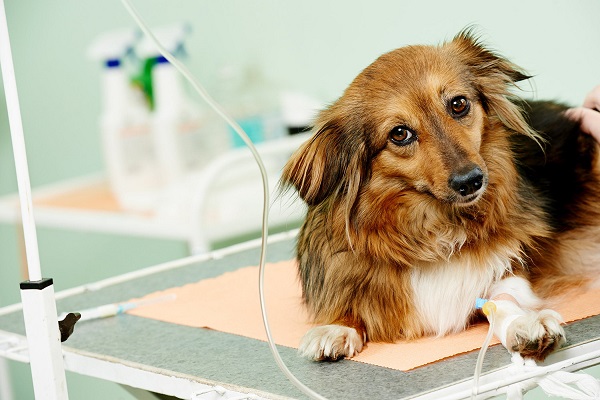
left=0, top=357, right=14, bottom=400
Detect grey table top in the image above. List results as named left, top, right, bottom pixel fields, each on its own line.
left=1, top=235, right=599, bottom=399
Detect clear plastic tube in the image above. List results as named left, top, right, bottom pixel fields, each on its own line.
left=472, top=301, right=497, bottom=399
left=119, top=1, right=327, bottom=399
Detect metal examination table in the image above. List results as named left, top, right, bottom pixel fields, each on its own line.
left=1, top=231, right=599, bottom=399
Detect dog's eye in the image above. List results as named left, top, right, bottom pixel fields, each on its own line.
left=449, top=96, right=470, bottom=117
left=389, top=126, right=417, bottom=146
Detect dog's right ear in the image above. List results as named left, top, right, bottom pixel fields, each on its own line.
left=281, top=108, right=368, bottom=207
left=450, top=29, right=541, bottom=143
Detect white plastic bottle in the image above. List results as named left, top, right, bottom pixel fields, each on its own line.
left=152, top=55, right=207, bottom=181
left=217, top=64, right=284, bottom=147
left=139, top=24, right=228, bottom=184
left=89, top=29, right=161, bottom=211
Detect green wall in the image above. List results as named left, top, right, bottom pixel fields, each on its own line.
left=1, top=0, right=599, bottom=398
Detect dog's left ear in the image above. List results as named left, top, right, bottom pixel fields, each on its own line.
left=450, top=29, right=539, bottom=141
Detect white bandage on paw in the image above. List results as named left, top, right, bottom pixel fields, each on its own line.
left=489, top=277, right=566, bottom=360
left=490, top=299, right=527, bottom=348
left=492, top=300, right=565, bottom=360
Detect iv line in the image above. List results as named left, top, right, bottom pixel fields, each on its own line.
left=119, top=1, right=327, bottom=399
left=472, top=300, right=497, bottom=399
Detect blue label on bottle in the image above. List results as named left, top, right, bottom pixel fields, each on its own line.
left=229, top=116, right=264, bottom=147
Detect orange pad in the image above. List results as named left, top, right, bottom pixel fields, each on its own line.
left=127, top=259, right=600, bottom=371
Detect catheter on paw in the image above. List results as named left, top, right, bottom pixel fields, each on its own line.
left=505, top=309, right=565, bottom=361
left=488, top=299, right=565, bottom=361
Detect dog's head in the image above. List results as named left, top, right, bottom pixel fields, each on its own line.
left=283, top=30, right=539, bottom=216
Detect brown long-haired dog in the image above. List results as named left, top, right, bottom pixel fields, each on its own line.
left=281, top=30, right=600, bottom=362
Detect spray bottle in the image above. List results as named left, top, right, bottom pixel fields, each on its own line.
left=88, top=29, right=161, bottom=211
left=138, top=24, right=228, bottom=185
left=217, top=64, right=284, bottom=148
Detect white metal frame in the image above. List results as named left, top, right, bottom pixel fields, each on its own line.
left=188, top=134, right=308, bottom=253
left=0, top=134, right=309, bottom=254
left=411, top=340, right=600, bottom=400
left=0, top=330, right=278, bottom=400
left=0, top=230, right=598, bottom=400
left=0, top=0, right=68, bottom=397
left=0, top=231, right=299, bottom=400
left=0, top=358, right=13, bottom=400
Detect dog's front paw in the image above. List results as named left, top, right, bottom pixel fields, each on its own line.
left=506, top=309, right=565, bottom=361
left=298, top=325, right=364, bottom=361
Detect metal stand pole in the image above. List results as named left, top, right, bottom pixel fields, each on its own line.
left=19, top=280, right=67, bottom=399
left=0, top=1, right=68, bottom=398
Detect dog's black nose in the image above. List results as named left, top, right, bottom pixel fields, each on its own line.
left=449, top=167, right=484, bottom=197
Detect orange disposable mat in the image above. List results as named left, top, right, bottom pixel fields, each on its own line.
left=128, top=259, right=600, bottom=371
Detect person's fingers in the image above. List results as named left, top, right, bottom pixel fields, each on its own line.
left=565, top=107, right=600, bottom=143
left=582, top=85, right=600, bottom=111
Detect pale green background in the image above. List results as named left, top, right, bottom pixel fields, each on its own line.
left=1, top=0, right=599, bottom=399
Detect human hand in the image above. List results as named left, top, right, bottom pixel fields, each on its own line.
left=565, top=85, right=600, bottom=143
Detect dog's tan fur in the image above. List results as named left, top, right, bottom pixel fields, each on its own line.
left=282, top=30, right=600, bottom=361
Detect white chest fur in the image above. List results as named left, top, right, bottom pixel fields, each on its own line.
left=410, top=250, right=514, bottom=336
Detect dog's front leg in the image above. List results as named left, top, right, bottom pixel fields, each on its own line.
left=488, top=277, right=565, bottom=361
left=298, top=319, right=366, bottom=361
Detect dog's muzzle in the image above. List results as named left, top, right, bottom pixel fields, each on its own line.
left=449, top=166, right=485, bottom=200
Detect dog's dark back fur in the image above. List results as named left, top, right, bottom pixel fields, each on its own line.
left=514, top=101, right=600, bottom=232
left=511, top=101, right=600, bottom=296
